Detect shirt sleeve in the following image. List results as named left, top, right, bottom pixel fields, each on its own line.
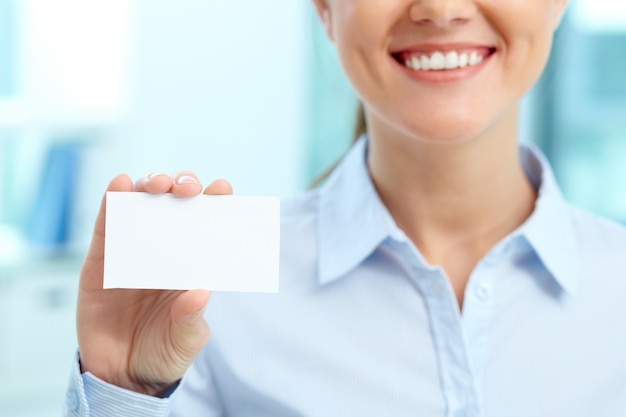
left=63, top=352, right=174, bottom=417
left=170, top=344, right=225, bottom=417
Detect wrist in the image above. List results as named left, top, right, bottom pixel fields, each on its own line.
left=79, top=356, right=178, bottom=397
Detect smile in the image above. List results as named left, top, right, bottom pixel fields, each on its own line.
left=393, top=48, right=496, bottom=72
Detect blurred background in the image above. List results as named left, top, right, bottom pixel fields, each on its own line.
left=0, top=0, right=624, bottom=415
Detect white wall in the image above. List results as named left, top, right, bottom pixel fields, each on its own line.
left=572, top=0, right=626, bottom=31
left=74, top=0, right=308, bottom=247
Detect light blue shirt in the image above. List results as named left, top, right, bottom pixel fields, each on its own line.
left=64, top=136, right=626, bottom=417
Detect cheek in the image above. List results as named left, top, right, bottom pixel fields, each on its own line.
left=486, top=5, right=556, bottom=91
left=485, top=0, right=558, bottom=50
left=333, top=32, right=378, bottom=102
left=511, top=31, right=554, bottom=94
left=332, top=1, right=389, bottom=54
left=332, top=3, right=399, bottom=102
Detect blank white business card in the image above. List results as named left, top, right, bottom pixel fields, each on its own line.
left=103, top=192, right=280, bottom=292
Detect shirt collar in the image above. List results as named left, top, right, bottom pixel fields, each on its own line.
left=517, top=143, right=580, bottom=294
left=317, top=136, right=579, bottom=294
left=317, top=136, right=398, bottom=286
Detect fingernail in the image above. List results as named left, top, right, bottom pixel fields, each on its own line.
left=148, top=173, right=166, bottom=180
left=176, top=175, right=197, bottom=185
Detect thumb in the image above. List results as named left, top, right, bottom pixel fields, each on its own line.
left=170, top=290, right=212, bottom=356
left=80, top=174, right=134, bottom=291
left=172, top=290, right=211, bottom=321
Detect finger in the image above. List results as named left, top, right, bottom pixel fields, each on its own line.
left=134, top=173, right=174, bottom=194
left=203, top=179, right=233, bottom=196
left=80, top=174, right=134, bottom=291
left=170, top=171, right=203, bottom=197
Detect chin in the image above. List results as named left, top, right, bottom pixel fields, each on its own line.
left=369, top=101, right=514, bottom=147
left=402, top=118, right=490, bottom=146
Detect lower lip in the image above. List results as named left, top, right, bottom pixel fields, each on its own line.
left=393, top=54, right=493, bottom=84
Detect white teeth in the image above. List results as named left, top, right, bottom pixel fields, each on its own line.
left=403, top=50, right=488, bottom=72
left=469, top=51, right=479, bottom=66
left=445, top=51, right=459, bottom=70
left=430, top=52, right=445, bottom=70
left=411, top=55, right=421, bottom=70
left=459, top=53, right=469, bottom=68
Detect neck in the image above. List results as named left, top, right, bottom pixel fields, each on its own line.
left=367, top=109, right=537, bottom=301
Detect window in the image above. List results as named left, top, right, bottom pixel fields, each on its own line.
left=533, top=3, right=626, bottom=222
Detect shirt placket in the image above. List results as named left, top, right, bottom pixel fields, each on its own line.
left=393, top=240, right=482, bottom=417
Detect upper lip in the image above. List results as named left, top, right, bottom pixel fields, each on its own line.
left=390, top=42, right=496, bottom=55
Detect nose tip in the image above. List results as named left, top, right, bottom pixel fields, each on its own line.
left=409, top=0, right=475, bottom=29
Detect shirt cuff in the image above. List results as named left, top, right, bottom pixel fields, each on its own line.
left=63, top=351, right=175, bottom=417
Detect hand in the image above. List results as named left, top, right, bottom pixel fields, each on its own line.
left=76, top=172, right=233, bottom=396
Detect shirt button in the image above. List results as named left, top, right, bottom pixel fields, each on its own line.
left=474, top=283, right=493, bottom=301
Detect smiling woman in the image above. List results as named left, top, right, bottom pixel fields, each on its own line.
left=310, top=0, right=565, bottom=299
left=314, top=0, right=565, bottom=145
left=64, top=1, right=626, bottom=416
